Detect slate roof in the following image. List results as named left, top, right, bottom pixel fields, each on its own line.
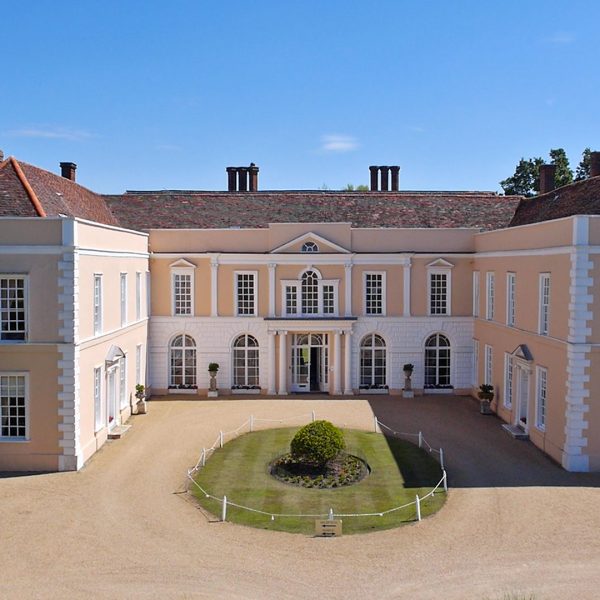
left=105, top=190, right=521, bottom=231
left=509, top=176, right=600, bottom=227
left=0, top=158, right=119, bottom=226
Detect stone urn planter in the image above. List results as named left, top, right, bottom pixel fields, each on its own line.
left=478, top=384, right=494, bottom=415
left=402, top=363, right=414, bottom=398
left=135, top=384, right=147, bottom=415
left=208, top=363, right=219, bottom=398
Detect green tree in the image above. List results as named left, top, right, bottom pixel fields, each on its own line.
left=549, top=148, right=573, bottom=188
left=343, top=184, right=369, bottom=191
left=575, top=148, right=592, bottom=181
left=500, top=157, right=543, bottom=197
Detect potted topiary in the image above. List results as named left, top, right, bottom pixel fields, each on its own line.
left=403, top=363, right=415, bottom=398
left=135, top=384, right=147, bottom=414
left=208, top=362, right=219, bottom=397
left=478, top=383, right=494, bottom=415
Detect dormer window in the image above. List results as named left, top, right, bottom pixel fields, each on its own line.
left=301, top=241, right=319, bottom=253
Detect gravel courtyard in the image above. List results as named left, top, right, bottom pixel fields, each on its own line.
left=1, top=396, right=599, bottom=600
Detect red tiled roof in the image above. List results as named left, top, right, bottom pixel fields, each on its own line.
left=106, top=190, right=521, bottom=231
left=0, top=158, right=119, bottom=226
left=509, top=176, right=600, bottom=227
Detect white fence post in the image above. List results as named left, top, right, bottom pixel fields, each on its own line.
left=221, top=495, right=227, bottom=522
left=311, top=410, right=316, bottom=423
left=415, top=495, right=421, bottom=522
left=328, top=507, right=334, bottom=521
left=440, top=447, right=444, bottom=470
left=201, top=448, right=206, bottom=467
left=250, top=415, right=254, bottom=433
left=374, top=416, right=379, bottom=433
left=219, top=431, right=224, bottom=448
left=443, top=469, right=448, bottom=492
left=418, top=431, right=422, bottom=448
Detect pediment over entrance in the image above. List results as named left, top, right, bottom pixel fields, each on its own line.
left=271, top=231, right=351, bottom=254
left=169, top=258, right=196, bottom=269
left=510, top=344, right=533, bottom=362
left=426, top=258, right=454, bottom=268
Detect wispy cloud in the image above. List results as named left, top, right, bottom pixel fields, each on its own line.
left=320, top=134, right=359, bottom=153
left=544, top=31, right=575, bottom=44
left=5, top=126, right=94, bottom=141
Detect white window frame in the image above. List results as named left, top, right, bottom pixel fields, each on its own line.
left=427, top=268, right=451, bottom=316
left=94, top=366, right=103, bottom=432
left=538, top=273, right=550, bottom=336
left=484, top=344, right=493, bottom=386
left=506, top=272, right=516, bottom=327
left=535, top=366, right=547, bottom=431
left=234, top=271, right=258, bottom=317
left=0, top=372, right=29, bottom=441
left=135, top=272, right=142, bottom=321
left=93, top=274, right=103, bottom=336
left=0, top=275, right=28, bottom=343
left=281, top=271, right=339, bottom=317
left=136, top=344, right=143, bottom=386
left=301, top=241, right=319, bottom=253
left=486, top=272, right=495, bottom=321
left=503, top=353, right=513, bottom=409
left=171, top=267, right=195, bottom=316
left=473, top=339, right=479, bottom=387
left=472, top=271, right=480, bottom=317
left=120, top=272, right=128, bottom=328
left=119, top=355, right=127, bottom=409
left=363, top=271, right=386, bottom=316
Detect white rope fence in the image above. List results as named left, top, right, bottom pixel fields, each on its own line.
left=187, top=412, right=448, bottom=524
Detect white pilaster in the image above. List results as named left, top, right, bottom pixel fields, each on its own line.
left=268, top=331, right=276, bottom=394
left=403, top=261, right=411, bottom=317
left=343, top=331, right=353, bottom=395
left=210, top=257, right=219, bottom=317
left=344, top=263, right=353, bottom=317
left=333, top=330, right=342, bottom=395
left=268, top=263, right=276, bottom=317
left=278, top=330, right=288, bottom=395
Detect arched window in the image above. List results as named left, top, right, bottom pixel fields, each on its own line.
left=169, top=334, right=196, bottom=387
left=301, top=270, right=319, bottom=314
left=360, top=334, right=387, bottom=387
left=233, top=334, right=259, bottom=387
left=301, top=241, right=319, bottom=253
left=424, top=333, right=451, bottom=388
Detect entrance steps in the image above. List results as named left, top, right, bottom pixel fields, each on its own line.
left=108, top=424, right=131, bottom=440
left=502, top=423, right=529, bottom=440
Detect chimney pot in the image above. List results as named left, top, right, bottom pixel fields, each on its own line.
left=248, top=163, right=259, bottom=192
left=379, top=166, right=390, bottom=191
left=238, top=167, right=248, bottom=192
left=591, top=151, right=600, bottom=178
left=538, top=164, right=556, bottom=195
left=60, top=162, right=77, bottom=182
left=369, top=166, right=379, bottom=191
left=226, top=167, right=237, bottom=191
left=390, top=166, right=400, bottom=191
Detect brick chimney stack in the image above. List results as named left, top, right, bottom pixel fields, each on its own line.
left=369, top=165, right=400, bottom=191
left=591, top=151, right=600, bottom=178
left=0, top=149, right=4, bottom=162
left=226, top=164, right=259, bottom=191
left=60, top=162, right=77, bottom=182
left=538, top=164, right=556, bottom=194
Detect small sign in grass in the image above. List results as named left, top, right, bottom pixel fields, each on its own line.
left=191, top=428, right=446, bottom=535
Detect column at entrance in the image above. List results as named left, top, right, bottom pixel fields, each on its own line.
left=333, top=330, right=342, bottom=395
left=343, top=331, right=353, bottom=395
left=268, top=331, right=276, bottom=395
left=278, top=330, right=288, bottom=395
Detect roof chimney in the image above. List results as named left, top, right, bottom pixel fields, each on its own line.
left=0, top=149, right=4, bottom=162
left=538, top=164, right=556, bottom=195
left=60, top=162, right=77, bottom=182
left=225, top=164, right=259, bottom=191
left=591, top=151, right=600, bottom=178
left=368, top=165, right=400, bottom=191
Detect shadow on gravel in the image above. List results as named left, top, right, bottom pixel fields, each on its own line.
left=367, top=395, right=600, bottom=489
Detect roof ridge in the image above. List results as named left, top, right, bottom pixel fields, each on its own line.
left=18, top=160, right=103, bottom=198
left=9, top=158, right=46, bottom=217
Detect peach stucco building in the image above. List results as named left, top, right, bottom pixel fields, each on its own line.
left=1, top=154, right=600, bottom=472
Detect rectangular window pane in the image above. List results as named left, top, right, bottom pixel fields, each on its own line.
left=173, top=273, right=192, bottom=315
left=486, top=273, right=495, bottom=320
left=0, top=277, right=27, bottom=341
left=507, top=273, right=515, bottom=327
left=0, top=374, right=26, bottom=438
left=504, top=353, right=513, bottom=408
left=539, top=274, right=550, bottom=335
left=429, top=272, right=448, bottom=315
left=285, top=285, right=297, bottom=315
left=323, top=284, right=335, bottom=314
left=365, top=273, right=384, bottom=315
left=119, top=357, right=127, bottom=408
left=120, top=273, right=127, bottom=327
left=536, top=367, right=547, bottom=430
left=236, top=273, right=256, bottom=316
left=93, top=275, right=102, bottom=335
left=484, top=345, right=493, bottom=386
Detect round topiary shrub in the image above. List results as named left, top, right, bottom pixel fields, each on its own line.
left=290, top=420, right=345, bottom=467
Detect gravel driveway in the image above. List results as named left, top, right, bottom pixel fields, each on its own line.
left=1, top=396, right=599, bottom=600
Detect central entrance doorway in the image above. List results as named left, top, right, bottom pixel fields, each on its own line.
left=291, top=333, right=329, bottom=393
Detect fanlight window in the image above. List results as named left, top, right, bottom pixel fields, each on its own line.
left=360, top=334, right=387, bottom=388
left=424, top=333, right=451, bottom=388
left=301, top=241, right=319, bottom=253
left=283, top=269, right=338, bottom=317
left=233, top=334, right=259, bottom=387
left=169, top=334, right=196, bottom=387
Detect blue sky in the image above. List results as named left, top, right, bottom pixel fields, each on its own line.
left=1, top=1, right=598, bottom=193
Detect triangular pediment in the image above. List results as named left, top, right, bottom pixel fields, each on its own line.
left=271, top=231, right=350, bottom=254
left=426, top=258, right=454, bottom=268
left=169, top=258, right=196, bottom=269
left=511, top=344, right=533, bottom=361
